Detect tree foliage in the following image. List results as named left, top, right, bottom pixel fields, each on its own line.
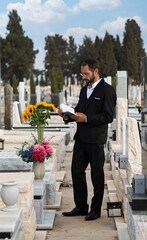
left=122, top=19, right=146, bottom=84
left=101, top=32, right=117, bottom=77
left=1, top=10, right=38, bottom=84
left=12, top=74, right=18, bottom=94
left=51, top=67, right=63, bottom=93
left=30, top=73, right=36, bottom=94
left=1, top=14, right=146, bottom=87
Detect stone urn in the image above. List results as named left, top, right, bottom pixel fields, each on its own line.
left=32, top=161, right=45, bottom=180
left=0, top=181, right=19, bottom=211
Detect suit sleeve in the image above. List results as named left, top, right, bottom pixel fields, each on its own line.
left=87, top=86, right=117, bottom=126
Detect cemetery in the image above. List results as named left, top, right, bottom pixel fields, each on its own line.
left=0, top=55, right=146, bottom=240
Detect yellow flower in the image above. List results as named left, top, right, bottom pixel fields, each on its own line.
left=25, top=105, right=34, bottom=115
left=22, top=113, right=29, bottom=122
left=35, top=102, right=46, bottom=109
left=47, top=104, right=56, bottom=112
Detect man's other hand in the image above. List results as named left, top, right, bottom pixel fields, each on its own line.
left=71, top=112, right=86, bottom=122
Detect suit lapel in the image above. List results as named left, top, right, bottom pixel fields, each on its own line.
left=83, top=79, right=104, bottom=112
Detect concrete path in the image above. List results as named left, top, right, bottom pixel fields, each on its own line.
left=47, top=149, right=118, bottom=240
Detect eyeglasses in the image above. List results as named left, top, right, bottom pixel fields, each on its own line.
left=80, top=72, right=91, bottom=77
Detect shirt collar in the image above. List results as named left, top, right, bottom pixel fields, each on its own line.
left=88, top=78, right=102, bottom=89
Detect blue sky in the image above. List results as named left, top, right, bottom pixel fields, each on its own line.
left=0, top=0, right=147, bottom=70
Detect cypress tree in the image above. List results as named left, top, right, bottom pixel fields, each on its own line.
left=51, top=67, right=63, bottom=93
left=30, top=73, right=36, bottom=94
left=122, top=22, right=138, bottom=82
left=101, top=32, right=117, bottom=77
left=123, top=19, right=146, bottom=84
left=12, top=74, right=18, bottom=94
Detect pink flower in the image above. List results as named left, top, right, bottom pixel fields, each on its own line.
left=44, top=145, right=53, bottom=156
left=43, top=140, right=50, bottom=145
left=31, top=145, right=47, bottom=162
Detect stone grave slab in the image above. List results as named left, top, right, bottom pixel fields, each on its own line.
left=37, top=210, right=56, bottom=230
left=45, top=192, right=62, bottom=210
left=34, top=173, right=56, bottom=230
left=0, top=152, right=31, bottom=171
left=55, top=171, right=66, bottom=182
left=0, top=208, right=22, bottom=240
left=107, top=180, right=117, bottom=193
left=35, top=231, right=47, bottom=240
left=56, top=182, right=61, bottom=192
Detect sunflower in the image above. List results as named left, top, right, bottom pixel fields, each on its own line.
left=47, top=104, right=56, bottom=112
left=35, top=102, right=46, bottom=109
left=25, top=105, right=34, bottom=115
left=22, top=113, right=29, bottom=122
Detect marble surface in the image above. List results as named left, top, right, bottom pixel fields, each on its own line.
left=0, top=208, right=21, bottom=232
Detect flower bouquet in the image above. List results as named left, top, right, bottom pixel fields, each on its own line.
left=16, top=138, right=54, bottom=179
left=16, top=139, right=53, bottom=163
left=22, top=102, right=56, bottom=142
left=135, top=102, right=142, bottom=113
left=20, top=102, right=56, bottom=179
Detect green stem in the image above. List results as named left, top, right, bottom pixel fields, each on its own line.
left=37, top=123, right=44, bottom=143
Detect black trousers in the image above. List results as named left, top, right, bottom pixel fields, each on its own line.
left=71, top=141, right=105, bottom=212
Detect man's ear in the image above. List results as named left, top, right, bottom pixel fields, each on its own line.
left=95, top=68, right=99, bottom=75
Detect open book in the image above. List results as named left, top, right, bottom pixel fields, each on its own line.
left=60, top=104, right=75, bottom=117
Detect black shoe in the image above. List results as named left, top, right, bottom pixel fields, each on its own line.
left=62, top=208, right=88, bottom=217
left=85, top=210, right=101, bottom=221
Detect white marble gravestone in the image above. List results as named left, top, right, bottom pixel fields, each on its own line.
left=19, top=82, right=25, bottom=114
left=116, top=98, right=128, bottom=145
left=121, top=117, right=127, bottom=156
left=105, top=76, right=112, bottom=85
left=116, top=71, right=128, bottom=99
left=36, top=86, right=41, bottom=103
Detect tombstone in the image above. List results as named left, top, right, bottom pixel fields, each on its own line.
left=36, top=86, right=41, bottom=103
left=116, top=98, right=128, bottom=145
left=19, top=82, right=25, bottom=114
left=119, top=117, right=128, bottom=169
left=128, top=56, right=147, bottom=214
left=105, top=76, right=112, bottom=85
left=116, top=71, right=128, bottom=98
left=4, top=84, right=13, bottom=130
left=68, top=77, right=71, bottom=86
left=141, top=55, right=147, bottom=174
left=64, top=76, right=67, bottom=86
left=33, top=173, right=56, bottom=229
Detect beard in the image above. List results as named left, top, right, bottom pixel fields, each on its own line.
left=85, top=72, right=95, bottom=85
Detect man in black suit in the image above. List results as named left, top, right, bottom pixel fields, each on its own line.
left=58, top=59, right=117, bottom=220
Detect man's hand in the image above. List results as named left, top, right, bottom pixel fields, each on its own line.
left=57, top=107, right=68, bottom=120
left=71, top=112, right=86, bottom=122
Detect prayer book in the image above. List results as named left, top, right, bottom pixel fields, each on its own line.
left=60, top=104, right=75, bottom=117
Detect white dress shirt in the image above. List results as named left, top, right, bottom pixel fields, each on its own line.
left=87, top=79, right=101, bottom=99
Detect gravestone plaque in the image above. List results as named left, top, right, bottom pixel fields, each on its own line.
left=116, top=71, right=128, bottom=98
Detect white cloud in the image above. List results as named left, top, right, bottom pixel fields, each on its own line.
left=35, top=48, right=45, bottom=70
left=99, top=16, right=147, bottom=41
left=0, top=13, right=8, bottom=28
left=63, top=27, right=97, bottom=44
left=6, top=0, right=74, bottom=25
left=99, top=17, right=128, bottom=37
left=77, top=0, right=121, bottom=11
left=132, top=16, right=147, bottom=31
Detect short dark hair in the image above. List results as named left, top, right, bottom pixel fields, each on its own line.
left=81, top=59, right=99, bottom=71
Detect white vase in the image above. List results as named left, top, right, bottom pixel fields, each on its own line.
left=0, top=181, right=19, bottom=211
left=32, top=161, right=45, bottom=180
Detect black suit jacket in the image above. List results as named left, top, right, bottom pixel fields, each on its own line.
left=66, top=79, right=117, bottom=144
